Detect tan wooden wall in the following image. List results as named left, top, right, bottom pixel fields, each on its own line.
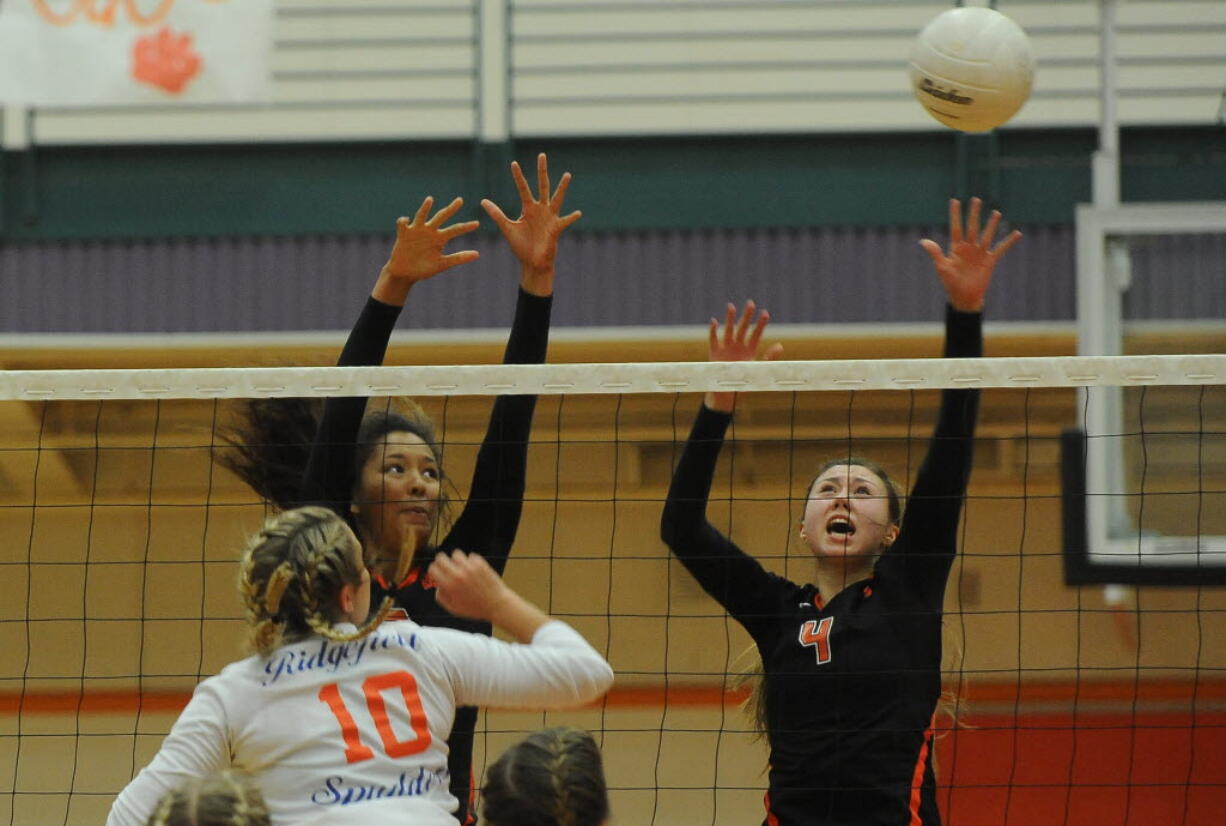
left=2, top=326, right=1225, bottom=825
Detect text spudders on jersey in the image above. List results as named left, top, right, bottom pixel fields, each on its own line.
left=262, top=629, right=448, bottom=811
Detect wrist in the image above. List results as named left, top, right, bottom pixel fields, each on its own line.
left=519, top=263, right=555, bottom=297
left=484, top=585, right=523, bottom=625
left=705, top=391, right=736, bottom=414
left=947, top=300, right=983, bottom=314
left=371, top=266, right=413, bottom=306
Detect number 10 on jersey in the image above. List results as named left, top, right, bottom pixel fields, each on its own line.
left=318, top=670, right=433, bottom=763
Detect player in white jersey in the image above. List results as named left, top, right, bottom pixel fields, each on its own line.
left=106, top=506, right=613, bottom=826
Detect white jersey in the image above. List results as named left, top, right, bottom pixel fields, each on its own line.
left=106, top=619, right=612, bottom=826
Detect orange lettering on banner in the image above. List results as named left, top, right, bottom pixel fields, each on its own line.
left=30, top=0, right=221, bottom=28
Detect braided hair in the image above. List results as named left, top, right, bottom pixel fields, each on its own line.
left=238, top=506, right=392, bottom=656
left=482, top=727, right=609, bottom=826
left=143, top=770, right=270, bottom=826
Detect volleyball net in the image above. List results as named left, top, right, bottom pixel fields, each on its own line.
left=2, top=355, right=1225, bottom=826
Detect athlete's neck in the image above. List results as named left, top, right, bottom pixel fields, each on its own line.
left=813, top=557, right=875, bottom=605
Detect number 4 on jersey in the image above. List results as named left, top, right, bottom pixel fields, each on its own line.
left=798, top=617, right=834, bottom=665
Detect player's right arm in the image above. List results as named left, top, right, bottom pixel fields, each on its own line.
left=660, top=303, right=785, bottom=637
left=427, top=550, right=613, bottom=707
left=300, top=198, right=480, bottom=511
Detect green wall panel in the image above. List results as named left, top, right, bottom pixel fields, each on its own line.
left=0, top=127, right=1220, bottom=241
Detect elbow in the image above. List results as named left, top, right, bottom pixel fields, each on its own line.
left=660, top=500, right=686, bottom=548
left=577, top=657, right=615, bottom=706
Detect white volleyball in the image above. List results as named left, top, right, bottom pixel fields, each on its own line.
left=909, top=7, right=1036, bottom=132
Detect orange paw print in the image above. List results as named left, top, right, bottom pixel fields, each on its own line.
left=131, top=27, right=202, bottom=95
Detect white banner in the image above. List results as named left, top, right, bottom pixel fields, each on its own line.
left=0, top=0, right=274, bottom=105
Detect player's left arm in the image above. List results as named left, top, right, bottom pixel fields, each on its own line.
left=898, top=198, right=1020, bottom=601
left=444, top=154, right=581, bottom=574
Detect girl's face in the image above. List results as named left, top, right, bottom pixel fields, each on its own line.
left=353, top=430, right=441, bottom=573
left=801, top=464, right=898, bottom=561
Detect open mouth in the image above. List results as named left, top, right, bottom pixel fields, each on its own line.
left=825, top=516, right=855, bottom=537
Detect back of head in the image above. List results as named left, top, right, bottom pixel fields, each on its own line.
left=482, top=727, right=609, bottom=826
left=238, top=505, right=389, bottom=655
left=144, top=770, right=270, bottom=826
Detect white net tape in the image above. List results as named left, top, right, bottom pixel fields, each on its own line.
left=1, top=353, right=1224, bottom=400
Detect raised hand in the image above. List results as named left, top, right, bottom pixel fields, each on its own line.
left=705, top=300, right=783, bottom=413
left=481, top=153, right=583, bottom=297
left=373, top=196, right=480, bottom=305
left=428, top=549, right=551, bottom=642
left=428, top=549, right=509, bottom=622
left=919, top=197, right=1021, bottom=313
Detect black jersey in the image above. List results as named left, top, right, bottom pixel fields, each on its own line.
left=661, top=306, right=981, bottom=826
left=301, top=288, right=551, bottom=825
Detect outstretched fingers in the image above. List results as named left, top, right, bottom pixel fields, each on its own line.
left=536, top=152, right=550, bottom=204
left=965, top=197, right=983, bottom=244
left=746, top=307, right=770, bottom=352
left=480, top=198, right=510, bottom=228
left=426, top=196, right=465, bottom=228
left=948, top=198, right=962, bottom=246
left=510, top=160, right=534, bottom=206
left=411, top=196, right=435, bottom=227
left=991, top=228, right=1023, bottom=258
left=441, top=219, right=480, bottom=241
left=551, top=171, right=572, bottom=212
left=734, top=300, right=756, bottom=343
left=720, top=303, right=736, bottom=347
left=980, top=208, right=1002, bottom=249
left=918, top=237, right=944, bottom=266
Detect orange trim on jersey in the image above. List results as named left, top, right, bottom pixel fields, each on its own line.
left=908, top=719, right=935, bottom=825
left=375, top=565, right=433, bottom=592
left=464, top=769, right=477, bottom=826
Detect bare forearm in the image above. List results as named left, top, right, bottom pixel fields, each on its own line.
left=487, top=589, right=551, bottom=643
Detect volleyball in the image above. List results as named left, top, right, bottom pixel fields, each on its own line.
left=909, top=7, right=1035, bottom=132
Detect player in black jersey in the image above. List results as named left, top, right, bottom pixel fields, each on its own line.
left=660, top=198, right=1020, bottom=826
left=222, top=153, right=581, bottom=825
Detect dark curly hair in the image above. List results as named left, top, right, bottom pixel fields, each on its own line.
left=218, top=397, right=447, bottom=518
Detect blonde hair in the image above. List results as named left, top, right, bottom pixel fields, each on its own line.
left=144, top=770, right=269, bottom=826
left=238, top=505, right=392, bottom=656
